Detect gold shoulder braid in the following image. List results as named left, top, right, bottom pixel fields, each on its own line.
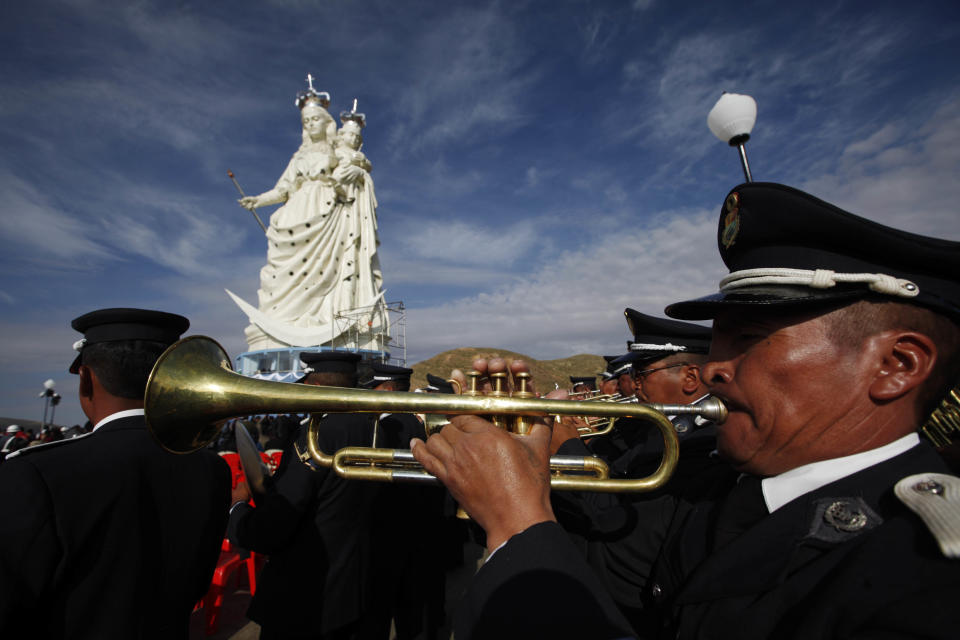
left=922, top=384, right=960, bottom=448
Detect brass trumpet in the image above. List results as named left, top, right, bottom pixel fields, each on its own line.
left=145, top=336, right=728, bottom=493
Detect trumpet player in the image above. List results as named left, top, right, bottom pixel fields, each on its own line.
left=576, top=312, right=715, bottom=484
left=598, top=357, right=622, bottom=397
left=412, top=182, right=960, bottom=639
left=569, top=376, right=597, bottom=394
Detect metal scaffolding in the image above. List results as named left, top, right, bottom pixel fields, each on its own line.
left=331, top=300, right=406, bottom=365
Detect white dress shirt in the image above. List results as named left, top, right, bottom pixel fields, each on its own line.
left=761, top=433, right=920, bottom=512
left=93, top=408, right=146, bottom=432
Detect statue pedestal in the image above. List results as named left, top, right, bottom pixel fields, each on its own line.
left=235, top=345, right=390, bottom=382
left=234, top=300, right=407, bottom=380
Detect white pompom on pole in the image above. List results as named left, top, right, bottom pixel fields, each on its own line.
left=707, top=93, right=757, bottom=182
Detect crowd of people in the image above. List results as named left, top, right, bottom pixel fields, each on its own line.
left=1, top=180, right=959, bottom=639
left=0, top=423, right=94, bottom=460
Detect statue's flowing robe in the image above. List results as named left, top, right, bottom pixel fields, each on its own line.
left=243, top=145, right=385, bottom=349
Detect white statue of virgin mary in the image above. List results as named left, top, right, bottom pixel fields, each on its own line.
left=227, top=82, right=387, bottom=350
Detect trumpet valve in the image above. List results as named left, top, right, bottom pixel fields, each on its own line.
left=489, top=372, right=509, bottom=430
left=489, top=372, right=508, bottom=397
left=513, top=372, right=533, bottom=396
left=463, top=370, right=483, bottom=397
left=511, top=372, right=535, bottom=435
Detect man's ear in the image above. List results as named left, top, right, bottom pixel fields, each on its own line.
left=867, top=331, right=937, bottom=401
left=681, top=364, right=702, bottom=394
left=78, top=365, right=95, bottom=400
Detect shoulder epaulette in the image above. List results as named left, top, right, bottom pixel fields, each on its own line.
left=895, top=472, right=960, bottom=559
left=5, top=433, right=94, bottom=459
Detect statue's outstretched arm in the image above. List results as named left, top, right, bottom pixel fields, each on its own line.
left=239, top=187, right=288, bottom=210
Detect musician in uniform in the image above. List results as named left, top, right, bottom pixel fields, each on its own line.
left=0, top=308, right=231, bottom=639
left=569, top=376, right=597, bottom=394
left=563, top=310, right=715, bottom=482
left=362, top=363, right=446, bottom=639
left=598, top=357, right=622, bottom=397
left=614, top=359, right=636, bottom=399
left=412, top=183, right=960, bottom=639
left=553, top=311, right=717, bottom=630
left=228, top=351, right=382, bottom=640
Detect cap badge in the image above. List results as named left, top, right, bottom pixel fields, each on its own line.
left=721, top=192, right=740, bottom=249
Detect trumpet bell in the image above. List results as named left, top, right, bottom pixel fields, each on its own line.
left=146, top=336, right=234, bottom=453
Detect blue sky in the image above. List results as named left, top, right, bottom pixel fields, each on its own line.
left=2, top=0, right=959, bottom=426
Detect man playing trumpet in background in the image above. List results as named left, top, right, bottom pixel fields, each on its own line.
left=412, top=182, right=960, bottom=639
left=573, top=309, right=715, bottom=484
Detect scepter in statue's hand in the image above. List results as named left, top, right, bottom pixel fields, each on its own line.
left=228, top=169, right=268, bottom=233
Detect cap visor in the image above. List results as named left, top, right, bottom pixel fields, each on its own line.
left=612, top=352, right=664, bottom=367
left=665, top=285, right=868, bottom=320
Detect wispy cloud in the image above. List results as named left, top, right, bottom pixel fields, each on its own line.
left=802, top=95, right=960, bottom=239
left=612, top=13, right=918, bottom=185
left=0, top=172, right=114, bottom=265
left=398, top=218, right=540, bottom=266
left=405, top=206, right=722, bottom=361
left=578, top=10, right=620, bottom=65
left=383, top=6, right=541, bottom=154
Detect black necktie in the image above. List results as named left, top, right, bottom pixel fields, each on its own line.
left=713, top=474, right=768, bottom=550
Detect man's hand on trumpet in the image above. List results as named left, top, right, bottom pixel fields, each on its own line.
left=411, top=356, right=557, bottom=551
left=449, top=355, right=535, bottom=395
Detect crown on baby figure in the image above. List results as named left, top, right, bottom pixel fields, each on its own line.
left=339, top=98, right=366, bottom=130
left=296, top=73, right=331, bottom=110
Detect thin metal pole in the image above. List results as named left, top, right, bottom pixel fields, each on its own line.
left=736, top=143, right=753, bottom=182
left=227, top=170, right=268, bottom=233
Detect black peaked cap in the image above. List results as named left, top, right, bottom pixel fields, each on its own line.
left=667, top=183, right=960, bottom=321
left=619, top=308, right=711, bottom=365
left=426, top=373, right=455, bottom=393
left=300, top=351, right=361, bottom=375
left=359, top=362, right=414, bottom=388
left=70, top=308, right=189, bottom=374
left=569, top=376, right=597, bottom=390
left=600, top=355, right=625, bottom=379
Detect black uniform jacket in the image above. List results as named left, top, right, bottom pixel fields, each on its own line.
left=367, top=413, right=447, bottom=637
left=456, top=442, right=960, bottom=639
left=0, top=414, right=231, bottom=640
left=228, top=413, right=382, bottom=635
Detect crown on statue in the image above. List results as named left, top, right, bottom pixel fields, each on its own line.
left=296, top=73, right=331, bottom=110
left=296, top=88, right=330, bottom=110
left=340, top=111, right=366, bottom=130
left=340, top=98, right=366, bottom=130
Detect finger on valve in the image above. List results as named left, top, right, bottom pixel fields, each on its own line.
left=471, top=357, right=492, bottom=393
left=509, top=358, right=535, bottom=395
left=449, top=368, right=467, bottom=395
